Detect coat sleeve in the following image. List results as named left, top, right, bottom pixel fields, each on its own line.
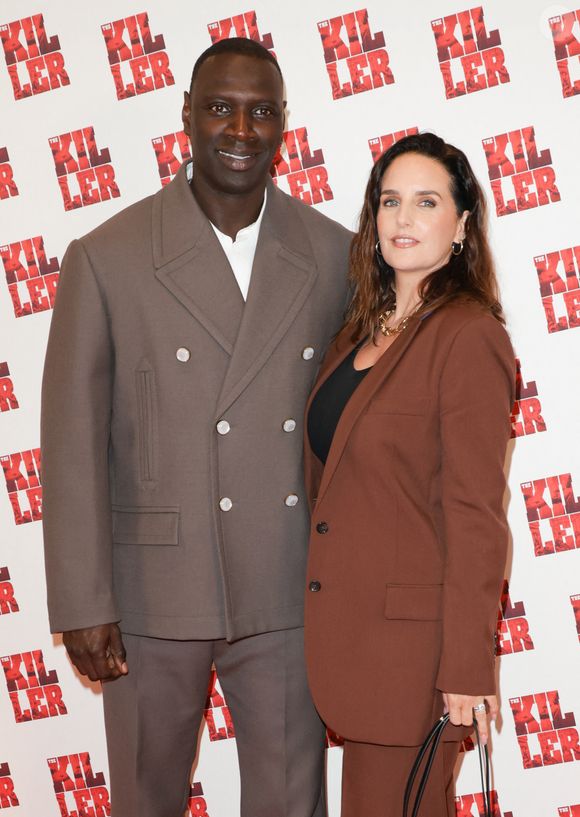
left=41, top=238, right=118, bottom=633
left=435, top=314, right=515, bottom=695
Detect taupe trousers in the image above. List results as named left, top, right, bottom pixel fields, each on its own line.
left=103, top=629, right=325, bottom=817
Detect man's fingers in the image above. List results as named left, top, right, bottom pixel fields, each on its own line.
left=63, top=625, right=126, bottom=682
left=108, top=626, right=128, bottom=674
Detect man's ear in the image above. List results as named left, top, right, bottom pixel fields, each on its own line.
left=182, top=91, right=191, bottom=137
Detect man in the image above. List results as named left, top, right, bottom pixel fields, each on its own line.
left=42, top=38, right=351, bottom=817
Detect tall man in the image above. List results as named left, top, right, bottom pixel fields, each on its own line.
left=42, top=38, right=351, bottom=817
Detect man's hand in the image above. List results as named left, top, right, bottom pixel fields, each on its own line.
left=442, top=692, right=498, bottom=746
left=63, top=624, right=128, bottom=682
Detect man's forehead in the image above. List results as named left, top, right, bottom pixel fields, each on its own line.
left=194, top=53, right=283, bottom=92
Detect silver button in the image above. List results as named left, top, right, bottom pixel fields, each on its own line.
left=285, top=494, right=299, bottom=507
left=216, top=420, right=231, bottom=435
left=176, top=347, right=190, bottom=362
left=302, top=346, right=315, bottom=360
left=219, top=497, right=233, bottom=512
left=282, top=419, right=296, bottom=433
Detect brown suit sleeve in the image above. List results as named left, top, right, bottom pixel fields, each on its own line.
left=41, top=239, right=118, bottom=633
left=435, top=314, right=515, bottom=695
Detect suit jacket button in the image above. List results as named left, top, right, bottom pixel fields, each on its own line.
left=309, top=580, right=321, bottom=592
left=176, top=347, right=190, bottom=362
left=216, top=420, right=231, bottom=435
left=219, top=497, right=233, bottom=512
left=316, top=522, right=328, bottom=534
left=285, top=494, right=299, bottom=507
left=302, top=346, right=315, bottom=360
left=283, top=419, right=296, bottom=433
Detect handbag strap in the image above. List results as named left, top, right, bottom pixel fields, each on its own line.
left=402, top=713, right=492, bottom=817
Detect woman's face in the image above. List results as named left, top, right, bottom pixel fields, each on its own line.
left=376, top=152, right=469, bottom=281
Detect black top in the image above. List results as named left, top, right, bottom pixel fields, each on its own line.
left=308, top=344, right=370, bottom=464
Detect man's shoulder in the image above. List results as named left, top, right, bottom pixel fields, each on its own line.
left=80, top=190, right=155, bottom=251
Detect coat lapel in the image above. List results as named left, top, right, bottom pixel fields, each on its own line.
left=215, top=179, right=318, bottom=418
left=312, top=316, right=426, bottom=506
left=152, top=162, right=244, bottom=356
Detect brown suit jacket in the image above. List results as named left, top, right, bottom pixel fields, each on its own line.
left=41, top=162, right=352, bottom=641
left=303, top=300, right=516, bottom=746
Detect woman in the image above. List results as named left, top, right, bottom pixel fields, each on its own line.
left=304, top=132, right=515, bottom=816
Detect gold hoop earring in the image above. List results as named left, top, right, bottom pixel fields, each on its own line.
left=451, top=240, right=464, bottom=256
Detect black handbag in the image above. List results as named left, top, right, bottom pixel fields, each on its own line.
left=402, top=713, right=492, bottom=817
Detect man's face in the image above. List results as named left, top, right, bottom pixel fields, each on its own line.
left=182, top=53, right=285, bottom=196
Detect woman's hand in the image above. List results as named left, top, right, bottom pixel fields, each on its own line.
left=442, top=692, right=498, bottom=746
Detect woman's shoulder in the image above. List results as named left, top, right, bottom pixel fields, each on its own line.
left=427, top=297, right=508, bottom=338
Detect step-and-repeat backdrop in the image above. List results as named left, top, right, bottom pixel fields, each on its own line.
left=1, top=0, right=579, bottom=814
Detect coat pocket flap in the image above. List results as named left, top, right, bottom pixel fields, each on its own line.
left=112, top=506, right=179, bottom=546
left=384, top=584, right=443, bottom=621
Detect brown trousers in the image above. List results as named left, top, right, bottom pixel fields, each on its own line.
left=341, top=738, right=459, bottom=817
left=102, top=628, right=326, bottom=817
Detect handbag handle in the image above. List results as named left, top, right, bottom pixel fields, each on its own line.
left=402, top=713, right=492, bottom=817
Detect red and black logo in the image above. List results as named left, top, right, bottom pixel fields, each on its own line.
left=271, top=127, right=333, bottom=206
left=187, top=782, right=211, bottom=816
left=0, top=363, right=19, bottom=413
left=482, top=125, right=560, bottom=217
left=534, top=245, right=580, bottom=333
left=510, top=690, right=579, bottom=769
left=48, top=753, right=110, bottom=816
left=549, top=10, right=580, bottom=97
left=152, top=132, right=191, bottom=187
left=496, top=580, right=534, bottom=655
left=431, top=5, right=509, bottom=99
left=0, top=762, right=19, bottom=809
left=1, top=650, right=67, bottom=723
left=101, top=11, right=174, bottom=100
left=204, top=669, right=235, bottom=741
left=48, top=126, right=120, bottom=211
left=0, top=147, right=18, bottom=201
left=0, top=567, right=19, bottom=616
left=368, top=127, right=419, bottom=163
left=0, top=448, right=42, bottom=526
left=510, top=358, right=546, bottom=438
left=571, top=595, right=580, bottom=644
left=208, top=10, right=274, bottom=56
left=558, top=805, right=580, bottom=816
left=521, top=471, right=580, bottom=557
left=0, top=13, right=69, bottom=100
left=455, top=789, right=514, bottom=816
left=1, top=235, right=60, bottom=318
left=318, top=8, right=394, bottom=100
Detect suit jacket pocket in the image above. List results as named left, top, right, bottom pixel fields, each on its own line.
left=384, top=583, right=443, bottom=621
left=112, top=505, right=179, bottom=545
left=135, top=361, right=158, bottom=483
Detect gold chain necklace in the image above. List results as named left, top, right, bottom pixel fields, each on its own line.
left=377, top=303, right=420, bottom=336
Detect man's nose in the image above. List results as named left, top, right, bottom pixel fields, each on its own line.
left=226, top=110, right=254, bottom=139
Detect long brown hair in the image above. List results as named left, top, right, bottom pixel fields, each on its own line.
left=345, top=132, right=504, bottom=341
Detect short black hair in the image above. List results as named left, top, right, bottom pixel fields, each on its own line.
left=190, top=38, right=283, bottom=92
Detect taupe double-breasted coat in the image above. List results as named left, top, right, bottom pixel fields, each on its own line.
left=41, top=162, right=352, bottom=641
left=303, top=301, right=516, bottom=746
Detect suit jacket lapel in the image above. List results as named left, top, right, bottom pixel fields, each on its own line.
left=313, top=317, right=426, bottom=506
left=215, top=179, right=318, bottom=418
left=152, top=162, right=244, bottom=355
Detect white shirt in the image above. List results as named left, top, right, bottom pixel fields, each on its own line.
left=186, top=162, right=267, bottom=301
